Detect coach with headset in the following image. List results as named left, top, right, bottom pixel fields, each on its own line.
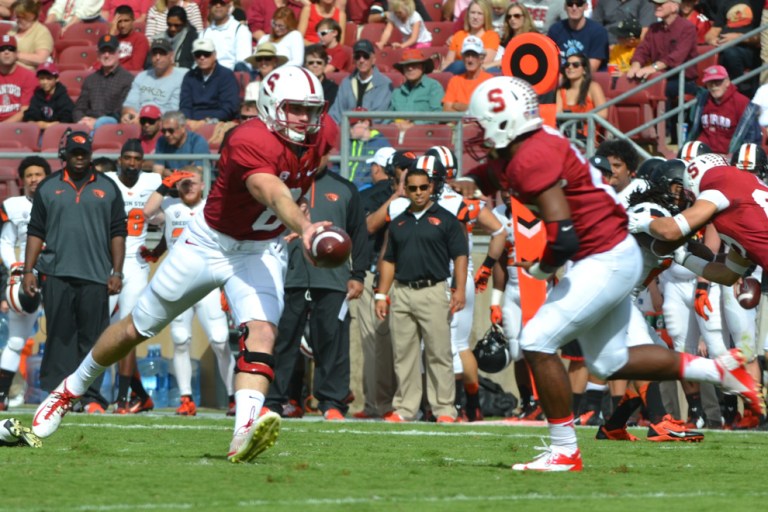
left=23, top=131, right=127, bottom=413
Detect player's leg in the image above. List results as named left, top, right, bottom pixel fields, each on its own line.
left=0, top=310, right=37, bottom=409
left=196, top=289, right=236, bottom=404
left=170, top=307, right=196, bottom=415
left=452, top=276, right=480, bottom=420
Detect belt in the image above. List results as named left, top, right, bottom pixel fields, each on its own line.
left=398, top=279, right=439, bottom=290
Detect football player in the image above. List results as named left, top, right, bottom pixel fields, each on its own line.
left=30, top=65, right=337, bottom=463
left=0, top=157, right=50, bottom=410
left=453, top=76, right=761, bottom=471
left=105, top=140, right=162, bottom=414
left=144, top=167, right=235, bottom=417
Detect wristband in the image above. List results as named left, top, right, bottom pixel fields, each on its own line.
left=481, top=256, right=497, bottom=269
left=696, top=281, right=709, bottom=291
left=725, top=257, right=749, bottom=276
left=111, top=271, right=124, bottom=279
left=681, top=254, right=708, bottom=276
left=491, top=288, right=503, bottom=306
left=23, top=269, right=34, bottom=274
left=156, top=184, right=170, bottom=196
left=672, top=213, right=692, bottom=237
left=374, top=293, right=390, bottom=304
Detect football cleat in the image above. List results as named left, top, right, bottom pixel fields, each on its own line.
left=733, top=410, right=760, bottom=430
left=647, top=415, right=704, bottom=442
left=113, top=400, right=130, bottom=414
left=127, top=395, right=154, bottom=414
left=596, top=425, right=639, bottom=441
left=574, top=409, right=603, bottom=426
left=282, top=399, right=304, bottom=418
left=509, top=402, right=544, bottom=422
left=175, top=396, right=197, bottom=416
left=0, top=418, right=42, bottom=448
left=85, top=402, right=105, bottom=414
left=466, top=404, right=484, bottom=422
left=383, top=411, right=408, bottom=423
left=716, top=349, right=765, bottom=416
left=226, top=397, right=236, bottom=417
left=512, top=445, right=583, bottom=472
left=32, top=379, right=80, bottom=438
left=436, top=415, right=455, bottom=423
left=227, top=411, right=281, bottom=463
left=323, top=408, right=344, bottom=421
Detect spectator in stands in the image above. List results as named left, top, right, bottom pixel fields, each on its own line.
left=0, top=35, right=37, bottom=123
left=164, top=5, right=197, bottom=69
left=317, top=18, right=350, bottom=73
left=680, top=0, right=711, bottom=45
left=391, top=49, right=443, bottom=127
left=102, top=0, right=153, bottom=22
left=337, top=108, right=392, bottom=189
left=73, top=35, right=135, bottom=132
left=347, top=0, right=386, bottom=25
left=555, top=52, right=608, bottom=140
left=240, top=87, right=259, bottom=119
left=109, top=5, right=150, bottom=72
left=144, top=0, right=204, bottom=41
left=607, top=18, right=641, bottom=74
left=304, top=44, right=338, bottom=106
left=376, top=0, right=432, bottom=50
left=488, top=2, right=536, bottom=70
left=138, top=103, right=162, bottom=153
left=46, top=0, right=105, bottom=32
left=627, top=0, right=698, bottom=136
left=152, top=110, right=210, bottom=172
left=257, top=7, right=305, bottom=66
left=243, top=41, right=288, bottom=101
left=200, top=0, right=253, bottom=71
left=298, top=0, right=345, bottom=44
left=179, top=38, right=240, bottom=128
left=442, top=0, right=499, bottom=74
left=122, top=38, right=188, bottom=122
left=329, top=39, right=392, bottom=123
left=547, top=0, right=608, bottom=72
left=520, top=0, right=565, bottom=33
left=592, top=0, right=655, bottom=46
left=9, top=0, right=53, bottom=70
left=704, top=0, right=762, bottom=99
left=442, top=36, right=492, bottom=112
left=23, top=62, right=75, bottom=127
left=687, top=64, right=761, bottom=154
left=247, top=0, right=305, bottom=42
left=489, top=0, right=508, bottom=35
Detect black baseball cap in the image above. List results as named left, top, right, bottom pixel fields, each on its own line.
left=392, top=150, right=417, bottom=170
left=65, top=131, right=92, bottom=153
left=121, top=138, right=144, bottom=156
left=353, top=39, right=375, bottom=56
left=590, top=155, right=612, bottom=177
left=612, top=18, right=641, bottom=39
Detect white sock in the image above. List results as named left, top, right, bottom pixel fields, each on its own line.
left=172, top=340, right=193, bottom=397
left=679, top=353, right=722, bottom=383
left=548, top=415, right=578, bottom=453
left=585, top=382, right=607, bottom=392
left=234, top=389, right=265, bottom=434
left=68, top=352, right=108, bottom=396
left=0, top=336, right=23, bottom=371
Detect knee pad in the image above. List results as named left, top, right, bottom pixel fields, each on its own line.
left=234, top=324, right=275, bottom=381
left=5, top=336, right=25, bottom=353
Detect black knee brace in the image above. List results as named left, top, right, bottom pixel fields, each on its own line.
left=234, top=324, right=275, bottom=382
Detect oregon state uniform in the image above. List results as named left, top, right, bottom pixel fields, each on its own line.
left=132, top=117, right=337, bottom=337
left=105, top=171, right=162, bottom=319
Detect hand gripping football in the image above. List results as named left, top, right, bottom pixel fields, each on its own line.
left=305, top=226, right=352, bottom=268
left=737, top=277, right=761, bottom=310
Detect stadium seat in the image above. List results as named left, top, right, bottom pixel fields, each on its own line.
left=0, top=22, right=13, bottom=37
left=400, top=124, right=452, bottom=151
left=0, top=166, right=20, bottom=202
left=58, top=45, right=99, bottom=71
left=375, top=48, right=405, bottom=72
left=343, top=21, right=358, bottom=47
left=58, top=69, right=90, bottom=101
left=339, top=45, right=354, bottom=72
left=45, top=22, right=62, bottom=43
left=133, top=20, right=145, bottom=34
left=39, top=123, right=90, bottom=152
left=193, top=123, right=218, bottom=150
left=423, top=1, right=444, bottom=22
left=695, top=45, right=718, bottom=86
left=92, top=124, right=141, bottom=152
left=54, top=38, right=93, bottom=57
left=360, top=24, right=401, bottom=46
left=431, top=71, right=453, bottom=91
left=372, top=124, right=401, bottom=145
left=327, top=71, right=349, bottom=86
left=60, top=21, right=109, bottom=43
left=606, top=75, right=668, bottom=153
left=384, top=72, right=405, bottom=88
left=425, top=22, right=454, bottom=46
left=0, top=123, right=41, bottom=152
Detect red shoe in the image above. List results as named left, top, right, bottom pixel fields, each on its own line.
left=436, top=415, right=455, bottom=423
left=596, top=425, right=639, bottom=441
left=176, top=396, right=197, bottom=416
left=259, top=406, right=272, bottom=417
left=383, top=411, right=407, bottom=423
left=647, top=414, right=704, bottom=442
left=512, top=446, right=583, bottom=472
left=716, top=349, right=765, bottom=416
left=511, top=403, right=544, bottom=422
left=352, top=410, right=376, bottom=419
left=574, top=409, right=603, bottom=426
left=86, top=402, right=105, bottom=414
left=127, top=395, right=154, bottom=414
left=323, top=408, right=344, bottom=421
left=113, top=401, right=130, bottom=414
left=282, top=399, right=304, bottom=418
left=226, top=398, right=236, bottom=417
left=734, top=410, right=760, bottom=430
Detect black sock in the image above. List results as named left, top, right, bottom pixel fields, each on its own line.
left=130, top=371, right=148, bottom=400
left=685, top=392, right=705, bottom=420
left=572, top=393, right=583, bottom=413
left=722, top=394, right=739, bottom=424
left=604, top=393, right=642, bottom=430
left=643, top=382, right=667, bottom=424
left=454, top=378, right=465, bottom=409
left=585, top=389, right=604, bottom=412
left=611, top=395, right=622, bottom=413
left=116, top=374, right=131, bottom=402
left=0, top=369, right=15, bottom=396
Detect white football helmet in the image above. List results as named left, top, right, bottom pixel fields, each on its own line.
left=258, top=65, right=326, bottom=144
left=465, top=76, right=542, bottom=160
left=425, top=146, right=457, bottom=179
left=684, top=153, right=729, bottom=197
left=677, top=141, right=711, bottom=163
left=6, top=275, right=41, bottom=315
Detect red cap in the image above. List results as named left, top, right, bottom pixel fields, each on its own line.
left=139, top=104, right=162, bottom=120
left=702, top=65, right=729, bottom=83
left=0, top=34, right=17, bottom=49
left=36, top=62, right=59, bottom=77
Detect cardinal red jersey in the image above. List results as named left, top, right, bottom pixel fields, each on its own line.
left=466, top=125, right=628, bottom=261
left=204, top=117, right=338, bottom=240
left=698, top=166, right=768, bottom=268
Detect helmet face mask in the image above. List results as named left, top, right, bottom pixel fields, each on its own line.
left=472, top=325, right=512, bottom=373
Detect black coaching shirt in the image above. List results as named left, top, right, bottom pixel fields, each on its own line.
left=384, top=202, right=468, bottom=282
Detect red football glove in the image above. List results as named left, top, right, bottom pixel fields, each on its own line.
left=139, top=245, right=158, bottom=263
left=490, top=305, right=503, bottom=325
left=162, top=171, right=196, bottom=188
left=694, top=282, right=712, bottom=321
left=474, top=264, right=492, bottom=293
left=220, top=290, right=230, bottom=312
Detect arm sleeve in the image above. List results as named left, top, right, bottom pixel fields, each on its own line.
left=382, top=225, right=396, bottom=262
left=20, top=75, right=35, bottom=107
left=123, top=76, right=142, bottom=111
left=73, top=77, right=90, bottom=121
left=346, top=187, right=369, bottom=281
left=0, top=214, right=19, bottom=268
left=58, top=93, right=75, bottom=123
left=144, top=8, right=163, bottom=40
left=428, top=78, right=444, bottom=111
left=661, top=23, right=697, bottom=69
left=446, top=216, right=469, bottom=259
left=47, top=0, right=65, bottom=20
left=637, top=1, right=657, bottom=27
left=630, top=38, right=650, bottom=65
left=22, top=94, right=42, bottom=121
left=110, top=189, right=128, bottom=238
left=191, top=136, right=211, bottom=167
left=27, top=190, right=48, bottom=240
left=247, top=0, right=265, bottom=33
left=179, top=74, right=193, bottom=119
left=125, top=36, right=149, bottom=71
left=284, top=31, right=305, bottom=66
left=442, top=77, right=459, bottom=105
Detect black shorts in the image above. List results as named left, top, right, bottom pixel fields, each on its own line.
left=560, top=339, right=584, bottom=362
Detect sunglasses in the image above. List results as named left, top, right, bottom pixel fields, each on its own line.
left=0, top=46, right=16, bottom=52
left=140, top=118, right=158, bottom=125
left=318, top=29, right=333, bottom=36
left=565, top=0, right=585, bottom=6
left=193, top=51, right=212, bottom=59
left=354, top=52, right=371, bottom=60
left=161, top=127, right=177, bottom=134
left=210, top=0, right=229, bottom=5
left=255, top=56, right=275, bottom=63
left=506, top=12, right=523, bottom=19
left=306, top=59, right=324, bottom=66
left=564, top=61, right=583, bottom=68
left=407, top=184, right=430, bottom=192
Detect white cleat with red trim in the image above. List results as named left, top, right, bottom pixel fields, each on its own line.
left=716, top=349, right=765, bottom=417
left=31, top=379, right=81, bottom=438
left=512, top=445, right=583, bottom=472
left=227, top=411, right=281, bottom=463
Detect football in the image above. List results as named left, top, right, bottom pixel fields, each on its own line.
left=305, top=225, right=352, bottom=268
left=737, top=277, right=761, bottom=310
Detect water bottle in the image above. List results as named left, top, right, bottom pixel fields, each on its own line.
left=0, top=311, right=8, bottom=351
left=25, top=343, right=47, bottom=404
left=139, top=344, right=169, bottom=408
left=680, top=122, right=689, bottom=144
left=168, top=357, right=201, bottom=406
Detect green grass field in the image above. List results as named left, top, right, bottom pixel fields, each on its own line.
left=2, top=410, right=767, bottom=512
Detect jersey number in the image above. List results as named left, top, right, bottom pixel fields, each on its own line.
left=488, top=89, right=505, bottom=113
left=752, top=189, right=768, bottom=218
left=127, top=208, right=145, bottom=237
left=250, top=187, right=304, bottom=232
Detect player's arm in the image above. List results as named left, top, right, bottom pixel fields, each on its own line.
left=473, top=206, right=506, bottom=292
left=637, top=199, right=718, bottom=242
left=143, top=191, right=166, bottom=224
left=675, top=244, right=752, bottom=286
left=245, top=172, right=329, bottom=250
left=0, top=220, right=19, bottom=269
